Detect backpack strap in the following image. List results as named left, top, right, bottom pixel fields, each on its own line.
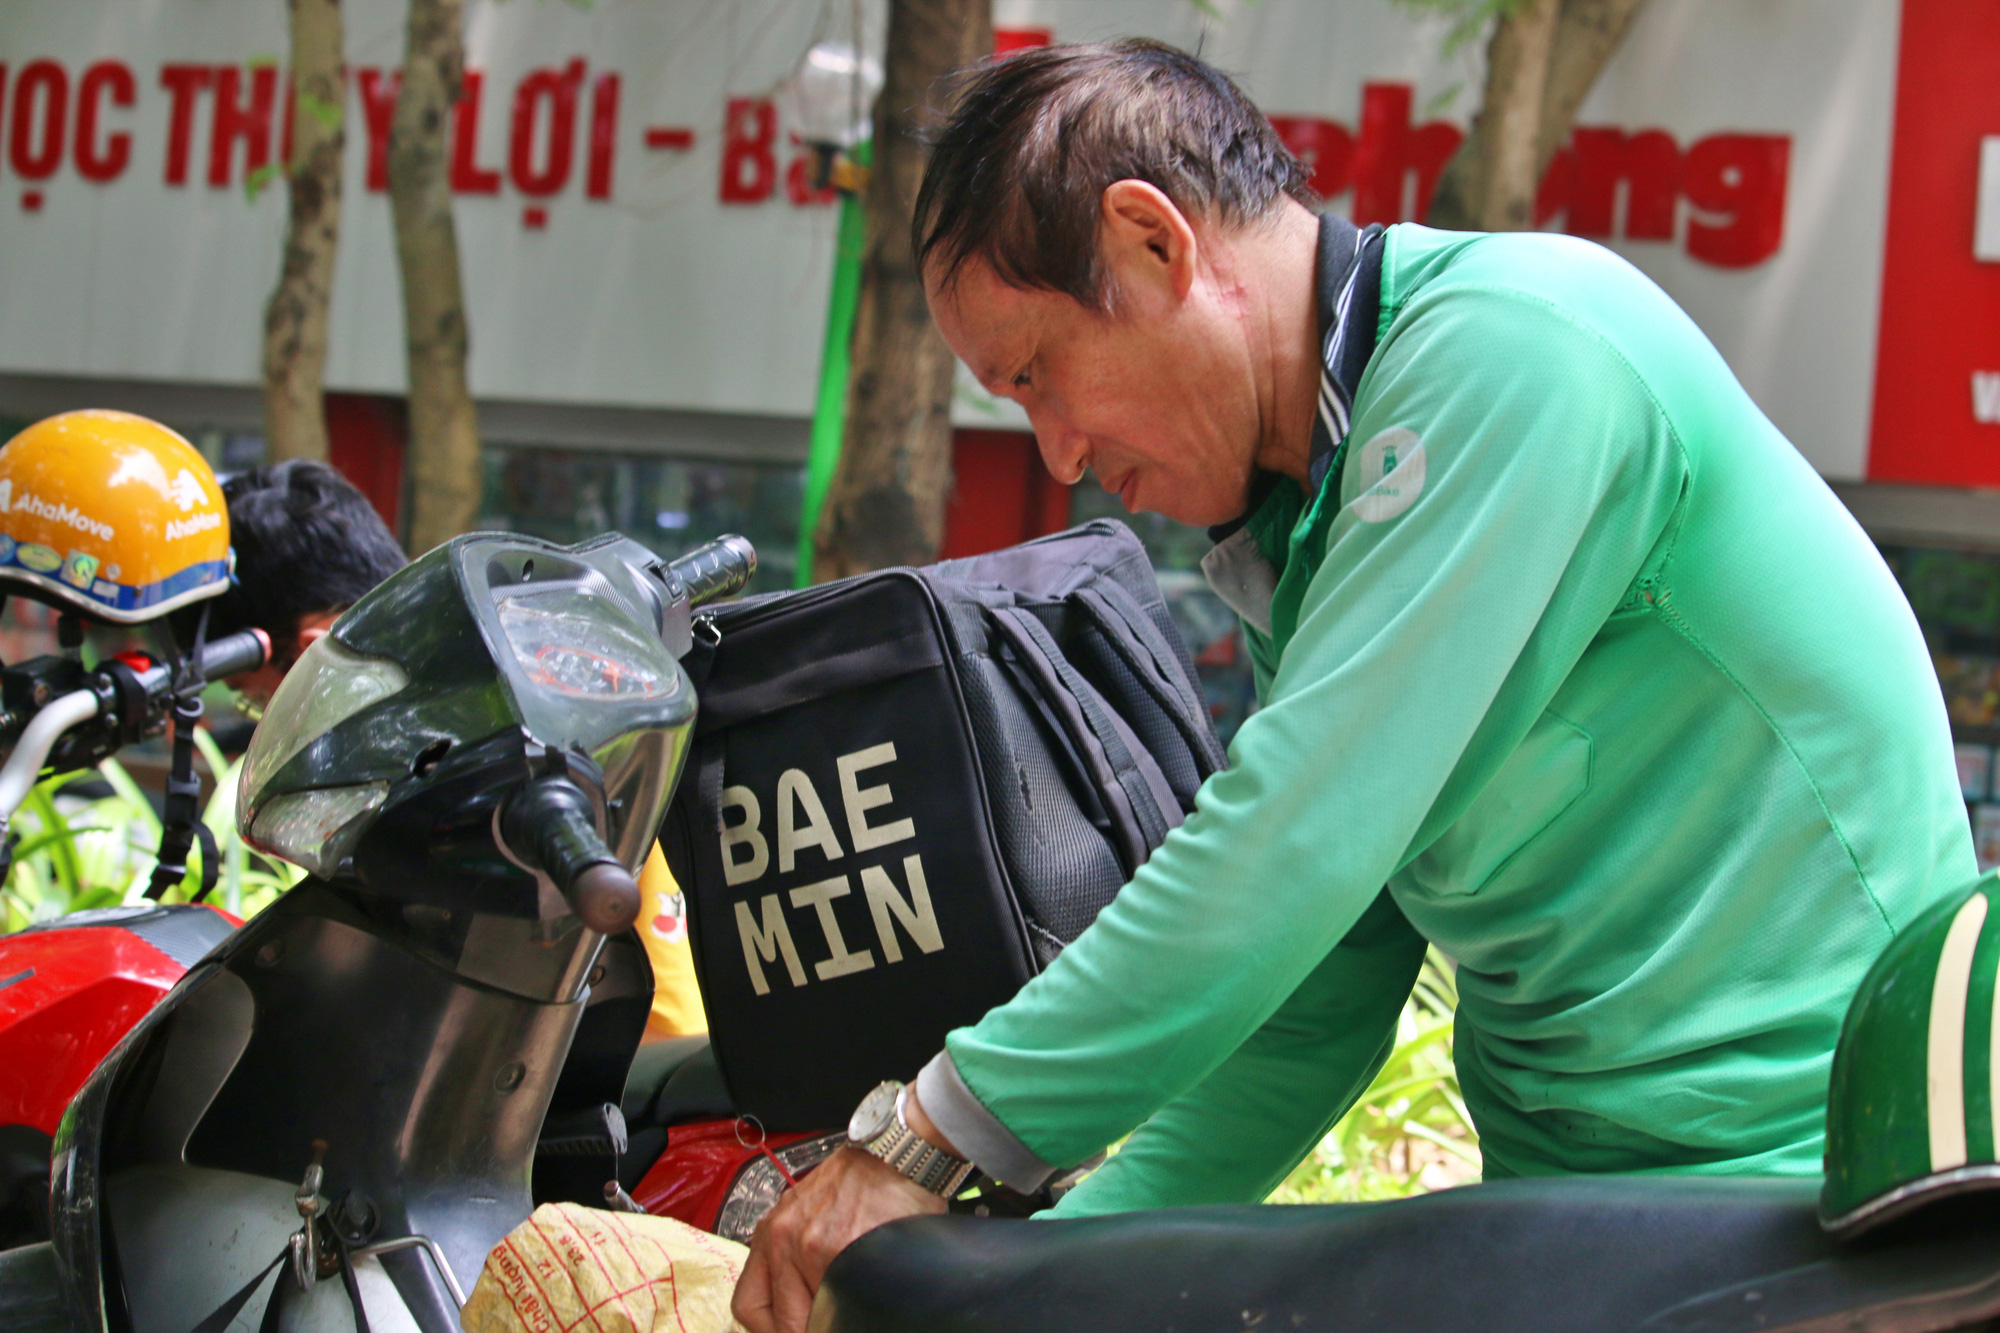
left=1071, top=583, right=1228, bottom=778
left=696, top=738, right=729, bottom=882
left=988, top=606, right=1179, bottom=875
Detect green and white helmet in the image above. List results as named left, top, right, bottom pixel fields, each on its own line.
left=1822, top=873, right=2000, bottom=1236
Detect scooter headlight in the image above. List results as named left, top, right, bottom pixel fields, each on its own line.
left=498, top=592, right=675, bottom=701
left=245, top=781, right=391, bottom=877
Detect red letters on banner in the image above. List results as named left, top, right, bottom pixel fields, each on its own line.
left=356, top=68, right=398, bottom=192
left=452, top=70, right=503, bottom=194
left=1681, top=134, right=1790, bottom=267
left=10, top=60, right=69, bottom=182
left=510, top=60, right=585, bottom=197
left=1269, top=87, right=1790, bottom=269
left=1563, top=127, right=1680, bottom=241
left=0, top=55, right=1795, bottom=257
left=75, top=60, right=135, bottom=182
left=1351, top=83, right=1462, bottom=225
left=720, top=97, right=777, bottom=204
left=992, top=28, right=1052, bottom=56
left=1270, top=86, right=1461, bottom=224
left=159, top=64, right=210, bottom=185
left=723, top=97, right=838, bottom=207
left=209, top=64, right=276, bottom=187
left=587, top=72, right=619, bottom=200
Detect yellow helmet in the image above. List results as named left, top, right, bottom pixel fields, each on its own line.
left=0, top=410, right=231, bottom=624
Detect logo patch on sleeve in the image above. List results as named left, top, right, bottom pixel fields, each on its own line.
left=1352, top=427, right=1426, bottom=523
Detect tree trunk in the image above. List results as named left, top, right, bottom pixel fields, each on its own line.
left=390, top=0, right=481, bottom=554
left=1533, top=0, right=1648, bottom=169
left=811, top=0, right=991, bottom=583
left=1425, top=0, right=1647, bottom=232
left=262, top=0, right=345, bottom=463
left=1471, top=0, right=1560, bottom=232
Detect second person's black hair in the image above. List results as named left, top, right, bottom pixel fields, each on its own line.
left=202, top=459, right=408, bottom=649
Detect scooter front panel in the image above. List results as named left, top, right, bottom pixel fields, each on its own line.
left=73, top=882, right=594, bottom=1333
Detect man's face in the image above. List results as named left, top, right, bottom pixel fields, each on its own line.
left=928, top=238, right=1266, bottom=528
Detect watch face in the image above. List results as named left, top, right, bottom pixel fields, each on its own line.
left=848, top=1081, right=902, bottom=1145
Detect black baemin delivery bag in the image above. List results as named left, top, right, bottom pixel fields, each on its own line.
left=660, top=520, right=1226, bottom=1130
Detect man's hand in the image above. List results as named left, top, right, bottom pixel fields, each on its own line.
left=732, top=1146, right=945, bottom=1333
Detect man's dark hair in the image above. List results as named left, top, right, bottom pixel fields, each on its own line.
left=200, top=460, right=408, bottom=648
left=914, top=38, right=1314, bottom=310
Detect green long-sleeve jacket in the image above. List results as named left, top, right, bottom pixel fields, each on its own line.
left=914, top=224, right=1976, bottom=1215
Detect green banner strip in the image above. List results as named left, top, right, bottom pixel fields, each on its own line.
left=797, top=142, right=872, bottom=588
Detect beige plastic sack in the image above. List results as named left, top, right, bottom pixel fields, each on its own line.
left=462, top=1202, right=749, bottom=1333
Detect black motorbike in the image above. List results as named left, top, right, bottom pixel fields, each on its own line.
left=0, top=530, right=754, bottom=1333
left=5, top=525, right=2000, bottom=1333
left=813, top=1175, right=2000, bottom=1333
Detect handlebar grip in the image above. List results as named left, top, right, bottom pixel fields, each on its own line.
left=498, top=778, right=641, bottom=934
left=569, top=863, right=643, bottom=937
left=199, top=628, right=273, bottom=681
left=668, top=535, right=757, bottom=608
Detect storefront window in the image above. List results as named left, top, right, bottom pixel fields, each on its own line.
left=186, top=429, right=270, bottom=476
left=1882, top=543, right=2000, bottom=870
left=478, top=446, right=804, bottom=593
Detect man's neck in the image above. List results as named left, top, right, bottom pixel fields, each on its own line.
left=1235, top=199, right=1324, bottom=489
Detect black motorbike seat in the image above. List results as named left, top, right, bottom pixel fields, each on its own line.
left=816, top=1174, right=2000, bottom=1333
left=621, top=1036, right=734, bottom=1128
left=616, top=1036, right=738, bottom=1191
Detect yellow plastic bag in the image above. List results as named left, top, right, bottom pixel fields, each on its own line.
left=462, top=1202, right=749, bottom=1333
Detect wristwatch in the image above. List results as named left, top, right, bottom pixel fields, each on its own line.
left=847, top=1080, right=976, bottom=1197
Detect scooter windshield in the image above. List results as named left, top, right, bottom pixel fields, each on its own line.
left=238, top=634, right=408, bottom=821
left=233, top=532, right=706, bottom=889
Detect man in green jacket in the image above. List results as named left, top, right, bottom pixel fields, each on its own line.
left=734, top=38, right=1976, bottom=1332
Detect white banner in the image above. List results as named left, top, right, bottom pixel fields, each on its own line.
left=0, top=0, right=1898, bottom=478
left=0, top=0, right=877, bottom=420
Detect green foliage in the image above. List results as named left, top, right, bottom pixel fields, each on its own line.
left=1391, top=0, right=1530, bottom=56
left=243, top=163, right=281, bottom=202
left=0, top=750, right=302, bottom=933
left=296, top=91, right=345, bottom=135
left=1268, top=948, right=1481, bottom=1203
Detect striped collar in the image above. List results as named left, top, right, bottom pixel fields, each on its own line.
left=1308, top=214, right=1386, bottom=495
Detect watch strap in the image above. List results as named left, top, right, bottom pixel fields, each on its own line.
left=861, top=1091, right=975, bottom=1197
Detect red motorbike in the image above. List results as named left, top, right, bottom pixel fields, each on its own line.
left=0, top=627, right=270, bottom=1248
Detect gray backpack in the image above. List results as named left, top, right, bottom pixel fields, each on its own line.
left=661, top=520, right=1226, bottom=1129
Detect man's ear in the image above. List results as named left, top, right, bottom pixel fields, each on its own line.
left=293, top=611, right=340, bottom=655
left=1100, top=179, right=1199, bottom=302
